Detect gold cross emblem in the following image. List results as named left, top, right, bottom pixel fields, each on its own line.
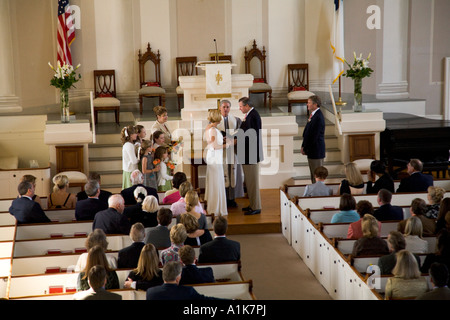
left=215, top=71, right=223, bottom=85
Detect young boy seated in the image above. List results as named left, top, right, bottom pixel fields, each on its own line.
left=302, top=166, right=333, bottom=197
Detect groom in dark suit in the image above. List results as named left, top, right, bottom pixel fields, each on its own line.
left=301, top=95, right=326, bottom=183
left=237, top=97, right=263, bottom=216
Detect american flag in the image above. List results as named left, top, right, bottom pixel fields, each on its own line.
left=57, top=0, right=75, bottom=65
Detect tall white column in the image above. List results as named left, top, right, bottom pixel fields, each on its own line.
left=0, top=0, right=21, bottom=113
left=377, top=0, right=409, bottom=99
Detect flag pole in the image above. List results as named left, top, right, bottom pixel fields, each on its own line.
left=335, top=76, right=347, bottom=106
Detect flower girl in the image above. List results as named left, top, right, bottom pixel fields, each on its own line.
left=140, top=140, right=159, bottom=190
left=121, top=126, right=139, bottom=189
left=154, top=146, right=173, bottom=192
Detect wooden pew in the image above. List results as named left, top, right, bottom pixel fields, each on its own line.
left=351, top=253, right=429, bottom=274
left=15, top=221, right=93, bottom=241
left=319, top=221, right=400, bottom=239
left=0, top=212, right=16, bottom=226
left=336, top=237, right=437, bottom=255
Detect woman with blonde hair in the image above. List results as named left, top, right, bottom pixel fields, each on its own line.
left=425, top=186, right=446, bottom=219
left=351, top=214, right=389, bottom=256
left=204, top=108, right=228, bottom=217
left=385, top=250, right=429, bottom=299
left=77, top=245, right=120, bottom=291
left=124, top=243, right=163, bottom=291
left=404, top=216, right=428, bottom=254
left=47, top=174, right=76, bottom=209
left=160, top=223, right=187, bottom=265
left=338, top=162, right=365, bottom=195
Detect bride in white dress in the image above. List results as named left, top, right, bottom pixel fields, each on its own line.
left=204, top=109, right=228, bottom=217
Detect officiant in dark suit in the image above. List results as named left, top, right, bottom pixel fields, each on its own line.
left=236, top=97, right=263, bottom=216
left=301, top=95, right=325, bottom=183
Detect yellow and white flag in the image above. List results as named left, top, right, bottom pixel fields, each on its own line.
left=206, top=63, right=232, bottom=99
left=331, top=0, right=345, bottom=84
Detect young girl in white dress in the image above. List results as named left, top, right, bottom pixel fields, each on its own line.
left=204, top=109, right=228, bottom=217
left=154, top=146, right=173, bottom=192
left=121, top=126, right=139, bottom=189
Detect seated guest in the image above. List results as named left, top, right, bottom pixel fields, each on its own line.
left=160, top=223, right=187, bottom=265
left=146, top=261, right=220, bottom=300
left=76, top=172, right=112, bottom=205
left=331, top=194, right=360, bottom=224
left=396, top=158, right=433, bottom=193
left=77, top=246, right=120, bottom=291
left=351, top=214, right=389, bottom=256
left=180, top=213, right=212, bottom=246
left=425, top=186, right=445, bottom=219
left=404, top=216, right=428, bottom=254
left=436, top=198, right=450, bottom=234
left=9, top=181, right=50, bottom=224
left=144, top=208, right=173, bottom=248
left=380, top=231, right=405, bottom=275
left=416, top=263, right=450, bottom=300
left=118, top=223, right=146, bottom=269
left=73, top=265, right=122, bottom=300
left=338, top=162, right=365, bottom=195
left=75, top=228, right=118, bottom=272
left=124, top=243, right=163, bottom=291
left=347, top=200, right=381, bottom=240
left=384, top=250, right=429, bottom=300
left=47, top=174, right=76, bottom=209
left=421, top=230, right=450, bottom=281
left=121, top=170, right=158, bottom=205
left=123, top=187, right=148, bottom=225
left=93, top=194, right=131, bottom=235
left=170, top=181, right=205, bottom=217
left=20, top=175, right=43, bottom=208
left=198, top=216, right=240, bottom=263
left=162, top=172, right=187, bottom=204
left=398, top=198, right=436, bottom=237
left=179, top=245, right=215, bottom=285
left=373, top=189, right=404, bottom=221
left=136, top=195, right=159, bottom=228
left=302, top=166, right=333, bottom=197
left=366, top=160, right=394, bottom=194
left=75, top=180, right=108, bottom=221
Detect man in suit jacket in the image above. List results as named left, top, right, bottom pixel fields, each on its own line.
left=366, top=160, right=395, bottom=194
left=144, top=208, right=173, bottom=248
left=373, top=189, right=404, bottom=221
left=93, top=194, right=131, bottom=235
left=179, top=245, right=215, bottom=285
left=73, top=265, right=122, bottom=300
left=9, top=181, right=51, bottom=224
left=397, top=158, right=433, bottom=193
left=301, top=95, right=325, bottom=184
left=118, top=223, right=146, bottom=268
left=237, top=97, right=263, bottom=216
left=76, top=172, right=112, bottom=205
left=146, top=261, right=219, bottom=300
left=121, top=170, right=158, bottom=205
left=416, top=263, right=450, bottom=300
left=198, top=216, right=240, bottom=263
left=75, top=180, right=108, bottom=221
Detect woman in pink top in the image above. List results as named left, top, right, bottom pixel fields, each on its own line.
left=347, top=200, right=382, bottom=239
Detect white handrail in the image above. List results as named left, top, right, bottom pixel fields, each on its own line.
left=328, top=85, right=342, bottom=136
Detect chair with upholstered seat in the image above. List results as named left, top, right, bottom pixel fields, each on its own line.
left=93, top=70, right=120, bottom=124
left=176, top=56, right=198, bottom=111
left=244, top=40, right=272, bottom=109
left=138, top=43, right=166, bottom=115
left=287, top=64, right=315, bottom=114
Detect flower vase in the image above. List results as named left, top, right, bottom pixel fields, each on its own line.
left=353, top=77, right=363, bottom=112
left=60, top=89, right=70, bottom=123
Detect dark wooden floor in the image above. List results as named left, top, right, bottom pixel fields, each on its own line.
left=226, top=189, right=281, bottom=235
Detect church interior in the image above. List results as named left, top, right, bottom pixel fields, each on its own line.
left=1, top=0, right=450, bottom=303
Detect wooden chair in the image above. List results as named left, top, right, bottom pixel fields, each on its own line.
left=244, top=40, right=272, bottom=109
left=287, top=64, right=314, bottom=114
left=138, top=43, right=166, bottom=115
left=176, top=56, right=198, bottom=111
left=93, top=70, right=120, bottom=124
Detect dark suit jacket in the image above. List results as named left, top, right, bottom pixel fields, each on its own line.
left=81, top=288, right=122, bottom=300
left=416, top=287, right=450, bottom=300
left=396, top=172, right=434, bottom=193
left=121, top=184, right=158, bottom=205
left=146, top=283, right=218, bottom=300
left=373, top=204, right=404, bottom=221
left=198, top=237, right=240, bottom=263
left=92, top=207, right=131, bottom=235
left=118, top=242, right=146, bottom=269
left=301, top=108, right=325, bottom=159
left=238, top=108, right=264, bottom=164
left=180, top=264, right=215, bottom=285
left=123, top=204, right=158, bottom=228
left=9, top=196, right=51, bottom=224
left=75, top=197, right=108, bottom=221
left=144, top=225, right=171, bottom=249
left=76, top=189, right=112, bottom=205
left=366, top=174, right=395, bottom=194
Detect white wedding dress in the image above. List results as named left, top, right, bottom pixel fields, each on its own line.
left=204, top=127, right=228, bottom=216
